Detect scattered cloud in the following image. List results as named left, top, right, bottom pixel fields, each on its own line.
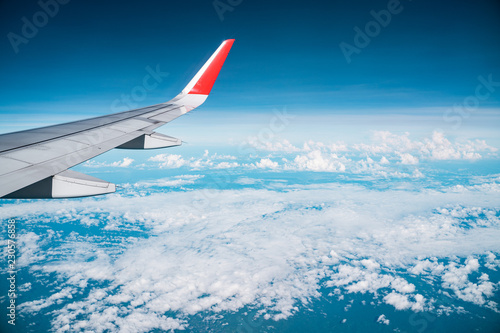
left=114, top=157, right=134, bottom=167
left=441, top=258, right=495, bottom=306
left=214, top=161, right=239, bottom=169
left=234, top=177, right=261, bottom=185
left=254, top=158, right=279, bottom=169
left=2, top=178, right=499, bottom=332
left=376, top=314, right=390, bottom=325
left=5, top=129, right=499, bottom=332
left=383, top=292, right=412, bottom=310
left=148, top=154, right=188, bottom=168
left=356, top=131, right=497, bottom=161
left=81, top=132, right=497, bottom=181
left=399, top=153, right=419, bottom=165
left=133, top=175, right=204, bottom=188
left=285, top=150, right=347, bottom=172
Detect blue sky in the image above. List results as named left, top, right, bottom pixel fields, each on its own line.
left=1, top=0, right=499, bottom=124
left=1, top=0, right=499, bottom=187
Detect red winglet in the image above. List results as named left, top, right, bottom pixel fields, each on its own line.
left=187, top=39, right=235, bottom=95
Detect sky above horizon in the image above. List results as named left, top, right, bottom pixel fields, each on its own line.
left=1, top=0, right=499, bottom=129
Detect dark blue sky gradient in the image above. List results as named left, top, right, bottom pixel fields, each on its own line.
left=0, top=0, right=499, bottom=123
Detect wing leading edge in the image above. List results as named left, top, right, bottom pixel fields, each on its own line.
left=0, top=39, right=235, bottom=199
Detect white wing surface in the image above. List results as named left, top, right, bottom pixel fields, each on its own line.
left=0, top=39, right=235, bottom=198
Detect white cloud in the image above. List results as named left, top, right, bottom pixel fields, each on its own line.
left=147, top=154, right=218, bottom=170
left=391, top=278, right=415, bottom=294
left=421, top=132, right=497, bottom=161
left=376, top=314, right=389, bottom=325
left=380, top=156, right=390, bottom=165
left=148, top=154, right=187, bottom=168
left=441, top=258, right=495, bottom=305
left=133, top=175, right=204, bottom=188
left=4, top=179, right=500, bottom=331
left=255, top=158, right=279, bottom=169
left=17, top=232, right=45, bottom=267
left=113, top=157, right=134, bottom=167
left=18, top=287, right=75, bottom=313
left=214, top=161, right=239, bottom=169
left=350, top=131, right=496, bottom=162
left=234, top=177, right=261, bottom=185
left=286, top=150, right=346, bottom=172
left=399, top=153, right=419, bottom=165
left=84, top=157, right=134, bottom=168
left=485, top=252, right=500, bottom=270
left=361, top=259, right=380, bottom=271
left=383, top=292, right=412, bottom=310
left=86, top=132, right=497, bottom=179
left=207, top=152, right=238, bottom=160
left=18, top=282, right=32, bottom=292
left=423, top=132, right=462, bottom=160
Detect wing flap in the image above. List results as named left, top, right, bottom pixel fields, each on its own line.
left=0, top=130, right=142, bottom=197
left=4, top=170, right=115, bottom=199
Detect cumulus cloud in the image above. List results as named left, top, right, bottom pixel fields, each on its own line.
left=377, top=314, right=390, bottom=325
left=359, top=131, right=497, bottom=161
left=115, top=157, right=134, bottom=167
left=148, top=154, right=188, bottom=168
left=231, top=131, right=497, bottom=177
left=214, top=161, right=239, bottom=169
left=441, top=258, right=495, bottom=305
left=205, top=151, right=238, bottom=160
left=285, top=150, right=346, bottom=172
left=383, top=292, right=412, bottom=310
left=18, top=287, right=75, bottom=313
left=82, top=133, right=496, bottom=181
left=255, top=158, right=279, bottom=169
left=133, top=175, right=204, bottom=188
left=147, top=153, right=224, bottom=170
left=422, top=132, right=494, bottom=160
left=234, top=177, right=261, bottom=185
left=399, top=153, right=419, bottom=165
left=3, top=178, right=499, bottom=332
left=17, top=232, right=45, bottom=267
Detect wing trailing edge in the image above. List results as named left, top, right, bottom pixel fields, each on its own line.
left=4, top=170, right=115, bottom=199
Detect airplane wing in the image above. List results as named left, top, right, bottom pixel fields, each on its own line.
left=0, top=39, right=235, bottom=199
